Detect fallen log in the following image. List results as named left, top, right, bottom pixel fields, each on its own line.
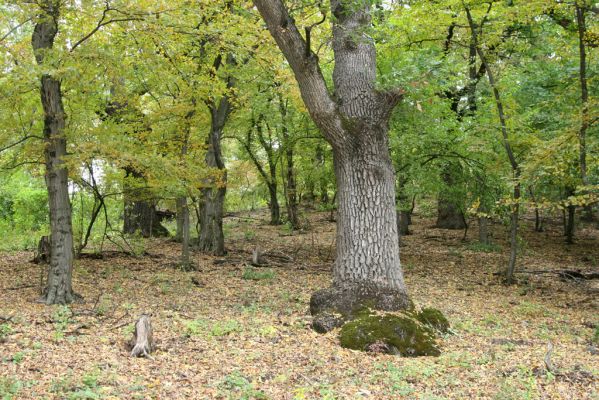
left=514, top=269, right=599, bottom=280
left=130, top=314, right=154, bottom=358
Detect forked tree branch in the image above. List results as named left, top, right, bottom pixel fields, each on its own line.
left=253, top=0, right=346, bottom=148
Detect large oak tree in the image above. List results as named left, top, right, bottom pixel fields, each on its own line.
left=254, top=0, right=411, bottom=328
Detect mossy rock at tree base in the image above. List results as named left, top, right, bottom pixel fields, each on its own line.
left=414, top=307, right=450, bottom=333
left=339, top=314, right=441, bottom=357
left=310, top=283, right=414, bottom=333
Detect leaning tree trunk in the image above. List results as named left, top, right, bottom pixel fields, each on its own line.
left=198, top=97, right=230, bottom=256
left=32, top=1, right=76, bottom=305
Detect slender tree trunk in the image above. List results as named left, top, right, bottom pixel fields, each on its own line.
left=478, top=217, right=490, bottom=245
left=180, top=197, right=191, bottom=268
left=528, top=187, right=543, bottom=232
left=267, top=183, right=280, bottom=225
left=284, top=146, right=299, bottom=229
left=396, top=177, right=411, bottom=236
left=32, top=1, right=76, bottom=304
left=466, top=7, right=520, bottom=284
left=198, top=97, right=230, bottom=256
left=242, top=114, right=281, bottom=225
left=399, top=210, right=411, bottom=236
left=565, top=187, right=576, bottom=244
left=176, top=196, right=186, bottom=242
left=575, top=5, right=594, bottom=221
left=316, top=144, right=330, bottom=205
left=279, top=96, right=300, bottom=229
left=176, top=114, right=193, bottom=242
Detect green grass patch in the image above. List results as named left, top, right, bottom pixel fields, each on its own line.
left=242, top=267, right=275, bottom=281
left=465, top=241, right=501, bottom=253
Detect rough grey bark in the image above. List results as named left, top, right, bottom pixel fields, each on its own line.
left=198, top=96, right=230, bottom=256
left=32, top=1, right=76, bottom=305
left=255, top=0, right=409, bottom=314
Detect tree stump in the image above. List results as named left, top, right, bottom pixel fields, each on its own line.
left=130, top=314, right=154, bottom=358
left=251, top=247, right=265, bottom=266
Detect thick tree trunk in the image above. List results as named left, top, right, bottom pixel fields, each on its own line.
left=255, top=0, right=410, bottom=334
left=436, top=170, right=466, bottom=230
left=123, top=198, right=168, bottom=237
left=32, top=1, right=76, bottom=305
left=198, top=97, right=229, bottom=256
left=436, top=199, right=466, bottom=230
left=123, top=171, right=169, bottom=238
left=332, top=140, right=405, bottom=291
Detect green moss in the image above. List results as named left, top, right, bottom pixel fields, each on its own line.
left=416, top=308, right=450, bottom=333
left=339, top=314, right=440, bottom=357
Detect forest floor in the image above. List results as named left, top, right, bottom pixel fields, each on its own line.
left=0, top=208, right=598, bottom=399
